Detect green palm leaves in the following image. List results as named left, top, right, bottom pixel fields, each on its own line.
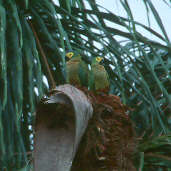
left=0, top=0, right=170, bottom=170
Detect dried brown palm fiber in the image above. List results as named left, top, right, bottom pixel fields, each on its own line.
left=71, top=90, right=137, bottom=171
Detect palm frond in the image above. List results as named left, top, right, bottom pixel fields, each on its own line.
left=0, top=0, right=170, bottom=170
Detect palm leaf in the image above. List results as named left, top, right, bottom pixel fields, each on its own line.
left=0, top=0, right=170, bottom=170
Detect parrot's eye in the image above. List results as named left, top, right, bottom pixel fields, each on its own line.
left=66, top=52, right=74, bottom=59
left=96, top=57, right=103, bottom=63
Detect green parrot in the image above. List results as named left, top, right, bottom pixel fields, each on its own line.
left=66, top=52, right=88, bottom=87
left=89, top=57, right=110, bottom=92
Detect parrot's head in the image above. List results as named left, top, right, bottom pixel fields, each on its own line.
left=66, top=52, right=74, bottom=59
left=92, top=56, right=104, bottom=65
left=66, top=51, right=81, bottom=61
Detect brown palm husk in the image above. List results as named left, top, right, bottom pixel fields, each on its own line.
left=71, top=88, right=137, bottom=171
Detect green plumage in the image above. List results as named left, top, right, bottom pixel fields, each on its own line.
left=66, top=53, right=109, bottom=92
left=66, top=52, right=88, bottom=87
left=89, top=57, right=110, bottom=91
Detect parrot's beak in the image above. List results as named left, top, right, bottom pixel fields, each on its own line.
left=65, top=56, right=70, bottom=62
left=99, top=58, right=105, bottom=65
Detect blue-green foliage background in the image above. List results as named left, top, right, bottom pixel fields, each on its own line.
left=0, top=0, right=170, bottom=170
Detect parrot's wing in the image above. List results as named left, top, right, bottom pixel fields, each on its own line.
left=78, top=61, right=88, bottom=87
left=88, top=69, right=95, bottom=91
left=66, top=59, right=81, bottom=85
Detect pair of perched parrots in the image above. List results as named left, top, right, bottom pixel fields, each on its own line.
left=66, top=52, right=109, bottom=92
